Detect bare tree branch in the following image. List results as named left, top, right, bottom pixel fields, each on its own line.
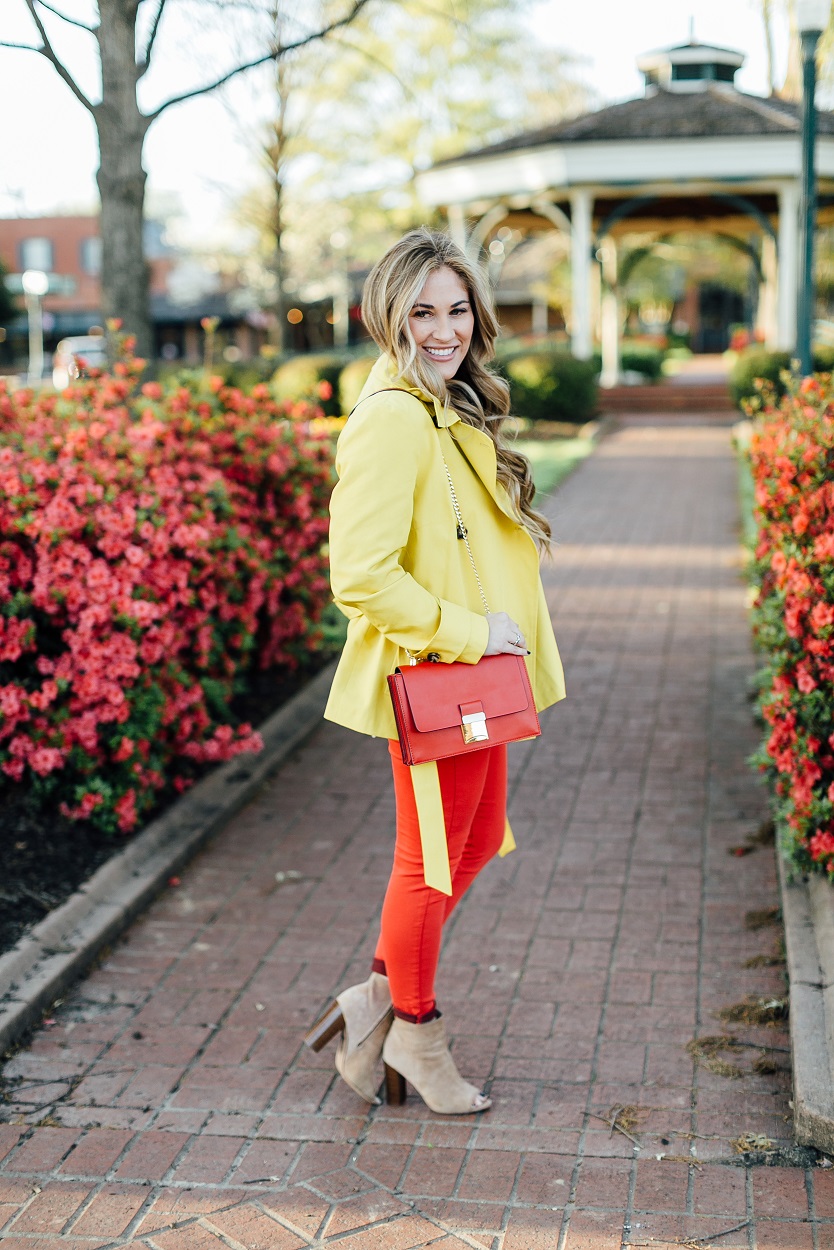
left=34, top=0, right=95, bottom=31
left=23, top=0, right=94, bottom=113
left=328, top=29, right=417, bottom=102
left=137, top=0, right=167, bottom=76
left=149, top=0, right=375, bottom=120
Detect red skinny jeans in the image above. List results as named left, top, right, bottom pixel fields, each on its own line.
left=373, top=741, right=508, bottom=1020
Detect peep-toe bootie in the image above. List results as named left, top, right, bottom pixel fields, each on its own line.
left=304, top=972, right=393, bottom=1104
left=382, top=1016, right=491, bottom=1115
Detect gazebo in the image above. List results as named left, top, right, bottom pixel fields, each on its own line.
left=416, top=38, right=834, bottom=383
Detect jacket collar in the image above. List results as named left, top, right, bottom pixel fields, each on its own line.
left=360, top=355, right=518, bottom=523
left=361, top=354, right=459, bottom=428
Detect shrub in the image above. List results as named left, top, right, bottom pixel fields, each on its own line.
left=157, top=359, right=273, bottom=394
left=730, top=348, right=793, bottom=409
left=590, top=342, right=665, bottom=381
left=0, top=348, right=332, bottom=837
left=501, top=351, right=598, bottom=423
left=621, top=342, right=665, bottom=381
left=338, top=355, right=377, bottom=415
left=271, top=352, right=345, bottom=417
left=730, top=345, right=834, bottom=410
left=747, top=372, right=834, bottom=876
left=813, top=343, right=834, bottom=373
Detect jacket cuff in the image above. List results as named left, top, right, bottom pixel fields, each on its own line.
left=427, top=600, right=490, bottom=663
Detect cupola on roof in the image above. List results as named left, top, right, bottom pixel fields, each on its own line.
left=636, top=38, right=745, bottom=93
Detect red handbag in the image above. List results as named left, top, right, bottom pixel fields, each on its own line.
left=387, top=448, right=540, bottom=766
left=388, top=652, right=539, bottom=765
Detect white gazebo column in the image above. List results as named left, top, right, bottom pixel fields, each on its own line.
left=532, top=292, right=548, bottom=335
left=569, top=189, right=593, bottom=360
left=599, top=240, right=620, bottom=388
left=757, top=232, right=779, bottom=346
left=776, top=183, right=800, bottom=351
left=447, top=203, right=467, bottom=252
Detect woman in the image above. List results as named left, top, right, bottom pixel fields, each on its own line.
left=305, top=228, right=565, bottom=1115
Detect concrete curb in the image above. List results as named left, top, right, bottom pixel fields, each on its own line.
left=0, top=659, right=337, bottom=1056
left=778, top=852, right=834, bottom=1154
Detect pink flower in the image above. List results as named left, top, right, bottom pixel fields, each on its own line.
left=29, top=746, right=65, bottom=776
left=114, top=789, right=138, bottom=832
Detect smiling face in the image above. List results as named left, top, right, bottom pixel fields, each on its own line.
left=407, top=265, right=475, bottom=381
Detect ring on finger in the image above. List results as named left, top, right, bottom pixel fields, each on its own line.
left=513, top=633, right=522, bottom=647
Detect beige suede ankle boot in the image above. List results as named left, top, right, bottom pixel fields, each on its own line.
left=382, top=1016, right=491, bottom=1115
left=305, top=972, right=393, bottom=1105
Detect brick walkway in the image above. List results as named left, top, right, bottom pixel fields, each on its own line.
left=1, top=422, right=828, bottom=1249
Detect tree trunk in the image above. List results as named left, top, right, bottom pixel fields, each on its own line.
left=267, top=147, right=287, bottom=354
left=94, top=1, right=152, bottom=358
left=762, top=0, right=776, bottom=95
left=265, top=33, right=289, bottom=355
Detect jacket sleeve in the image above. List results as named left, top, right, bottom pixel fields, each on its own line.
left=329, top=393, right=489, bottom=664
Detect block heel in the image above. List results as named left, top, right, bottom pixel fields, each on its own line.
left=304, top=1001, right=344, bottom=1052
left=381, top=1017, right=491, bottom=1115
left=384, top=1062, right=407, bottom=1105
left=302, top=973, right=393, bottom=1104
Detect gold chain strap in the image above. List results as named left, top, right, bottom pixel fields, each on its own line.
left=442, top=457, right=491, bottom=616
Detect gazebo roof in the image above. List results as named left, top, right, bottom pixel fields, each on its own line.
left=434, top=87, right=834, bottom=169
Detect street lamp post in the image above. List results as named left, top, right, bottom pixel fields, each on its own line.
left=329, top=230, right=351, bottom=350
left=21, top=269, right=49, bottom=386
left=796, top=0, right=831, bottom=374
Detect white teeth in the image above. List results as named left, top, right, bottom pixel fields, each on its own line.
left=425, top=347, right=455, bottom=357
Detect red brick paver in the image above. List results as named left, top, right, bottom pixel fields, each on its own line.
left=1, top=421, right=824, bottom=1248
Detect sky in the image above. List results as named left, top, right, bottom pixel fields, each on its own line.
left=0, top=0, right=793, bottom=249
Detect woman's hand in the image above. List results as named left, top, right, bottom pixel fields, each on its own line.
left=484, top=611, right=528, bottom=656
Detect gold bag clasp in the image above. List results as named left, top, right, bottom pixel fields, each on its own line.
left=461, top=710, right=489, bottom=744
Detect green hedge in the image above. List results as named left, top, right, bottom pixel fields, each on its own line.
left=338, top=355, right=376, bottom=414
left=730, top=344, right=834, bottom=409
left=500, top=350, right=598, bottom=423
left=271, top=352, right=347, bottom=416
left=591, top=343, right=665, bottom=381
left=729, top=348, right=793, bottom=409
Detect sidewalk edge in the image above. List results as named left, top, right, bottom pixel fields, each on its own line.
left=778, top=852, right=834, bottom=1154
left=0, top=658, right=337, bottom=1056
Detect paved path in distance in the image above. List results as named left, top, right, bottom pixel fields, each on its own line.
left=1, top=420, right=828, bottom=1249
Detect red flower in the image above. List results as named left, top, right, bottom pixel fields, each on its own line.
left=0, top=342, right=332, bottom=837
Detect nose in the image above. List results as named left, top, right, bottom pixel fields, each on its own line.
left=431, top=315, right=456, bottom=342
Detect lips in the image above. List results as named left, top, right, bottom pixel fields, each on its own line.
left=423, top=346, right=457, bottom=359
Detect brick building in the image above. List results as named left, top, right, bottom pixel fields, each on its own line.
left=0, top=215, right=264, bottom=368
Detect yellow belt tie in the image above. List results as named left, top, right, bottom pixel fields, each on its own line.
left=410, top=760, right=517, bottom=895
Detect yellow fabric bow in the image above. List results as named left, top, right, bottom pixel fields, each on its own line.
left=409, top=760, right=516, bottom=895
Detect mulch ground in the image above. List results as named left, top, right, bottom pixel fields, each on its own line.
left=0, top=661, right=327, bottom=956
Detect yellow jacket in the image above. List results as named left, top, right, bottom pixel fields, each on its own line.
left=324, top=354, right=566, bottom=739
left=323, top=355, right=566, bottom=894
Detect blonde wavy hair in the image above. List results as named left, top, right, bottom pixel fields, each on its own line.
left=361, top=227, right=551, bottom=552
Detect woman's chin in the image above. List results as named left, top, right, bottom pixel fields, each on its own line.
left=421, top=349, right=460, bottom=379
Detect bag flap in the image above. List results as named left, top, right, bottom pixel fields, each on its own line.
left=397, top=654, right=531, bottom=733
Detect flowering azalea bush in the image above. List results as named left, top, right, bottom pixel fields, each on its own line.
left=0, top=345, right=332, bottom=836
left=748, top=373, right=834, bottom=876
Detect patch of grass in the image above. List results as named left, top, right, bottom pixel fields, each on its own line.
left=610, top=1104, right=646, bottom=1134
left=686, top=1035, right=745, bottom=1079
left=752, top=1055, right=786, bottom=1076
left=717, top=996, right=788, bottom=1027
left=743, top=951, right=785, bottom=969
left=730, top=1132, right=775, bottom=1153
left=734, top=423, right=759, bottom=550
left=744, top=908, right=780, bottom=931
left=515, top=435, right=595, bottom=501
